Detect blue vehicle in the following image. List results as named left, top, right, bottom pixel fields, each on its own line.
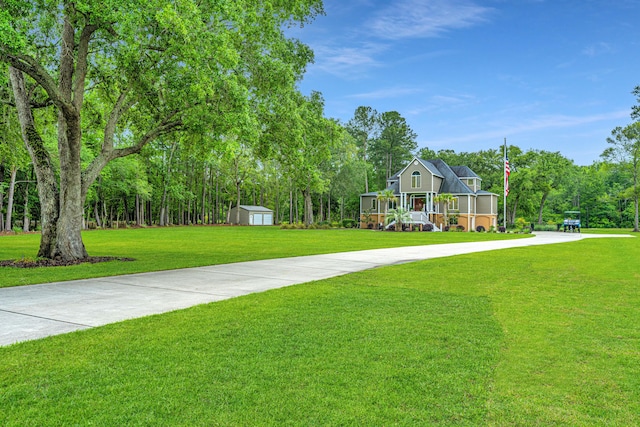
left=563, top=211, right=581, bottom=232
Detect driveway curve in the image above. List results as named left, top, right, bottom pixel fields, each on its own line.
left=0, top=231, right=631, bottom=346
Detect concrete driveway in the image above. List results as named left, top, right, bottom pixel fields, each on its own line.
left=0, top=232, right=631, bottom=346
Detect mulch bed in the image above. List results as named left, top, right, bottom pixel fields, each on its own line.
left=0, top=256, right=135, bottom=268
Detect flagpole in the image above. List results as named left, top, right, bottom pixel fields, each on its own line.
left=503, top=138, right=507, bottom=229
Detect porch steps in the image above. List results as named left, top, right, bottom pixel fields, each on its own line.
left=386, top=212, right=441, bottom=231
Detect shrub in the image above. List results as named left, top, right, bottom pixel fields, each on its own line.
left=498, top=226, right=506, bottom=233
left=476, top=225, right=486, bottom=232
left=456, top=225, right=465, bottom=231
left=444, top=225, right=450, bottom=232
left=342, top=219, right=356, bottom=228
left=423, top=223, right=434, bottom=232
left=533, top=224, right=557, bottom=232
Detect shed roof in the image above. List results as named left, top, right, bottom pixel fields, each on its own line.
left=238, top=205, right=273, bottom=212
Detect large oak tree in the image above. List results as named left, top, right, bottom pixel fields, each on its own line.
left=0, top=0, right=322, bottom=260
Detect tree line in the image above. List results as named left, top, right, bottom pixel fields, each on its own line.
left=3, top=94, right=640, bottom=234
left=1, top=1, right=639, bottom=261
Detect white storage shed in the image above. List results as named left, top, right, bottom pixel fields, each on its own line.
left=229, top=205, right=274, bottom=225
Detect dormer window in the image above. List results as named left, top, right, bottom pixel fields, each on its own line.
left=411, top=171, right=421, bottom=188
left=465, top=178, right=480, bottom=191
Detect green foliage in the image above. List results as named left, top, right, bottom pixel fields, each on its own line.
left=384, top=207, right=411, bottom=231
left=368, top=111, right=417, bottom=188
left=341, top=219, right=356, bottom=228
left=515, top=217, right=529, bottom=231
left=532, top=224, right=557, bottom=231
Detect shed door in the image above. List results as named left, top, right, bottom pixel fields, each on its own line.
left=253, top=214, right=263, bottom=225
left=263, top=213, right=272, bottom=225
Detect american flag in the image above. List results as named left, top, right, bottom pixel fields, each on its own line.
left=505, top=155, right=511, bottom=197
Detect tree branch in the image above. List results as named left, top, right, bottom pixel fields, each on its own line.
left=0, top=50, right=74, bottom=117
left=102, top=88, right=135, bottom=152
left=81, top=111, right=183, bottom=201
left=73, top=23, right=99, bottom=110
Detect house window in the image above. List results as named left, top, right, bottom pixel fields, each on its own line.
left=372, top=199, right=377, bottom=210
left=411, top=171, right=421, bottom=188
left=448, top=197, right=459, bottom=211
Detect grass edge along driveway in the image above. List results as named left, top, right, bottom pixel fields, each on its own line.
left=0, top=226, right=529, bottom=288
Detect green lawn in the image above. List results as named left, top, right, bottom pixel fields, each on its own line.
left=1, top=229, right=638, bottom=425
left=0, top=226, right=527, bottom=288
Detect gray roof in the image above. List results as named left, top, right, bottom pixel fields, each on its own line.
left=417, top=158, right=445, bottom=177
left=238, top=205, right=273, bottom=212
left=450, top=166, right=479, bottom=179
left=361, top=180, right=400, bottom=197
left=426, top=159, right=474, bottom=194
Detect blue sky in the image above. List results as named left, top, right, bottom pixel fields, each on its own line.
left=289, top=0, right=640, bottom=165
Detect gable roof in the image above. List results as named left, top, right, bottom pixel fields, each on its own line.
left=392, top=157, right=445, bottom=182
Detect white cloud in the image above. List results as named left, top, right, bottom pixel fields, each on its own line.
left=367, top=0, right=494, bottom=40
left=427, top=110, right=630, bottom=145
left=347, top=86, right=424, bottom=99
left=310, top=42, right=388, bottom=77
left=582, top=42, right=614, bottom=57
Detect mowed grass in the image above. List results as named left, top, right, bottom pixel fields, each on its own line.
left=1, top=234, right=638, bottom=425
left=0, top=226, right=527, bottom=287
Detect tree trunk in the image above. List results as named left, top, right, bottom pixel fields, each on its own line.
left=235, top=180, right=241, bottom=224
left=538, top=192, right=549, bottom=224
left=201, top=167, right=207, bottom=224
left=0, top=165, right=4, bottom=232
left=4, top=166, right=17, bottom=231
left=634, top=163, right=639, bottom=232
left=289, top=179, right=293, bottom=224
left=510, top=197, right=519, bottom=225
left=94, top=202, right=102, bottom=228
left=23, top=178, right=30, bottom=232
left=135, top=194, right=141, bottom=226
left=303, top=186, right=313, bottom=226
left=9, top=67, right=60, bottom=257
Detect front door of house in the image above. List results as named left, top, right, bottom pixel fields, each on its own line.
left=413, top=197, right=425, bottom=212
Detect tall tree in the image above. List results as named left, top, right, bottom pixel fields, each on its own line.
left=526, top=150, right=574, bottom=224
left=0, top=0, right=322, bottom=260
left=602, top=123, right=640, bottom=232
left=369, top=111, right=417, bottom=188
left=346, top=106, right=378, bottom=193
left=293, top=92, right=339, bottom=226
